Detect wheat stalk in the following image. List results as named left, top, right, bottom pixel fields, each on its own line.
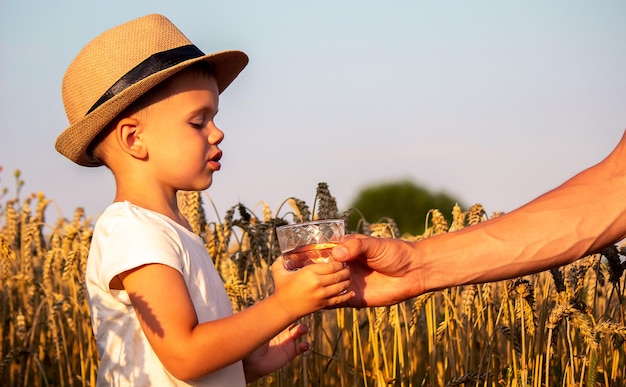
left=2, top=173, right=625, bottom=386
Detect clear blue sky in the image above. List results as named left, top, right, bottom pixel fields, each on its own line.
left=1, top=1, right=625, bottom=223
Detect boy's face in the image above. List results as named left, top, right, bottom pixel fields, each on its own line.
left=138, top=71, right=224, bottom=192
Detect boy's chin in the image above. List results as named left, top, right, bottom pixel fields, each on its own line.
left=200, top=173, right=216, bottom=189
left=180, top=180, right=213, bottom=193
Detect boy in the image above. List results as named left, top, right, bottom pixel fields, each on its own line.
left=55, top=14, right=354, bottom=386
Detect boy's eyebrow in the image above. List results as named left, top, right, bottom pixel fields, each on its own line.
left=187, top=105, right=218, bottom=118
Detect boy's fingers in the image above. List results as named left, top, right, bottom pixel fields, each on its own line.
left=289, top=323, right=308, bottom=336
left=270, top=256, right=290, bottom=274
left=296, top=341, right=310, bottom=355
left=325, top=278, right=352, bottom=297
left=304, top=260, right=347, bottom=274
left=325, top=289, right=355, bottom=307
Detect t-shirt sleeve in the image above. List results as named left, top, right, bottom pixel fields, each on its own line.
left=95, top=206, right=184, bottom=291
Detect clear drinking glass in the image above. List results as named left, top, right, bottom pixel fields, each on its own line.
left=276, top=219, right=345, bottom=271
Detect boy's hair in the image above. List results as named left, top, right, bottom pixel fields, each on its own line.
left=88, top=62, right=215, bottom=165
left=55, top=14, right=247, bottom=167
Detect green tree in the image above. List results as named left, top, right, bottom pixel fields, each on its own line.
left=347, top=180, right=462, bottom=236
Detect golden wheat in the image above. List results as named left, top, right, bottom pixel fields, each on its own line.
left=1, top=173, right=625, bottom=386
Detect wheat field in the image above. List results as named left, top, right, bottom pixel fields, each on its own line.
left=1, top=173, right=625, bottom=386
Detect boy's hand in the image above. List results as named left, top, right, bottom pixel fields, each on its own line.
left=270, top=257, right=354, bottom=318
left=243, top=323, right=309, bottom=381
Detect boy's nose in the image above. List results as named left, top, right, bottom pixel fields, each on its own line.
left=208, top=125, right=224, bottom=145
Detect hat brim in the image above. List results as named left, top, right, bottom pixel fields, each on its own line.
left=55, top=50, right=248, bottom=167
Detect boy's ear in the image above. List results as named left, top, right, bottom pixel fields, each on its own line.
left=115, top=118, right=148, bottom=159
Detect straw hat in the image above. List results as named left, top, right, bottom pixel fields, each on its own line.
left=55, top=14, right=248, bottom=166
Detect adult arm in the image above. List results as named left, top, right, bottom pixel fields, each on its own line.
left=334, top=130, right=626, bottom=307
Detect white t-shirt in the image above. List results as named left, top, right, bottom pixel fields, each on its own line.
left=86, top=201, right=246, bottom=386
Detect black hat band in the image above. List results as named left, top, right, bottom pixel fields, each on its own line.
left=86, top=44, right=205, bottom=115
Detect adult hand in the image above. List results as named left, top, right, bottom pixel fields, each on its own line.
left=331, top=235, right=425, bottom=307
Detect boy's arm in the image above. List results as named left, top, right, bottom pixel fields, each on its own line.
left=334, top=130, right=626, bottom=307
left=119, top=259, right=352, bottom=381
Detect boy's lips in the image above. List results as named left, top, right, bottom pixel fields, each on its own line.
left=208, top=151, right=222, bottom=171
